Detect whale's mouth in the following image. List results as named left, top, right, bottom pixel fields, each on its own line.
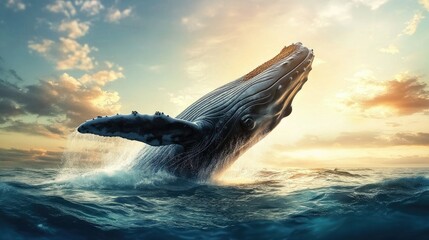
left=243, top=44, right=299, bottom=81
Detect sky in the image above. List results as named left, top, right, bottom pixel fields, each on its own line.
left=0, top=0, right=428, bottom=169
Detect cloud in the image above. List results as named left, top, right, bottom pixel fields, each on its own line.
left=7, top=69, right=23, bottom=82
left=57, top=37, right=94, bottom=70
left=0, top=98, right=23, bottom=115
left=5, top=0, right=26, bottom=11
left=0, top=147, right=62, bottom=167
left=106, top=7, right=132, bottom=23
left=0, top=65, right=124, bottom=138
left=180, top=0, right=390, bottom=35
left=313, top=3, right=353, bottom=28
left=386, top=156, right=429, bottom=166
left=28, top=39, right=55, bottom=56
left=181, top=17, right=206, bottom=31
left=28, top=38, right=95, bottom=71
left=361, top=77, right=429, bottom=115
left=314, top=0, right=390, bottom=26
left=379, top=44, right=399, bottom=54
left=76, top=0, right=104, bottom=16
left=264, top=147, right=429, bottom=168
left=47, top=0, right=105, bottom=17
left=290, top=132, right=429, bottom=149
left=57, top=19, right=90, bottom=39
left=402, top=12, right=425, bottom=35
left=393, top=132, right=429, bottom=146
left=335, top=72, right=429, bottom=117
left=179, top=1, right=235, bottom=32
left=0, top=99, right=24, bottom=123
left=79, top=69, right=124, bottom=86
left=168, top=92, right=196, bottom=109
left=1, top=120, right=67, bottom=139
left=420, top=0, right=429, bottom=11
left=167, top=84, right=214, bottom=114
left=0, top=60, right=24, bottom=82
left=353, top=0, right=389, bottom=10
left=46, top=0, right=76, bottom=17
left=289, top=132, right=384, bottom=149
left=259, top=131, right=429, bottom=167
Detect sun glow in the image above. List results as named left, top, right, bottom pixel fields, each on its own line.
left=0, top=0, right=428, bottom=168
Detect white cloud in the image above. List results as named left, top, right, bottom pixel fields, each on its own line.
left=46, top=0, right=76, bottom=17
left=420, top=0, right=429, bottom=11
left=58, top=70, right=124, bottom=116
left=379, top=44, right=399, bottom=54
left=57, top=37, right=94, bottom=70
left=168, top=93, right=195, bottom=109
left=181, top=17, right=206, bottom=31
left=104, top=61, right=114, bottom=69
left=349, top=69, right=377, bottom=82
left=106, top=7, right=132, bottom=23
left=313, top=3, right=353, bottom=28
left=28, top=39, right=55, bottom=56
left=28, top=38, right=94, bottom=71
left=57, top=19, right=90, bottom=39
left=402, top=12, right=425, bottom=35
left=76, top=0, right=104, bottom=16
left=51, top=70, right=123, bottom=125
left=5, top=0, right=26, bottom=11
left=353, top=0, right=389, bottom=10
left=179, top=1, right=231, bottom=32
left=56, top=70, right=124, bottom=115
left=168, top=86, right=208, bottom=111
left=79, top=70, right=124, bottom=86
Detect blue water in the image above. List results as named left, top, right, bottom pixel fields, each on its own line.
left=1, top=166, right=428, bottom=239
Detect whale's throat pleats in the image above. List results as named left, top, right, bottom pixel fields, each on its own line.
left=243, top=44, right=298, bottom=81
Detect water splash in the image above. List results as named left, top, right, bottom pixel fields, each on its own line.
left=55, top=131, right=150, bottom=185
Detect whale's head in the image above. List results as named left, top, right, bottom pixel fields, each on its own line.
left=238, top=42, right=314, bottom=130
left=200, top=43, right=314, bottom=146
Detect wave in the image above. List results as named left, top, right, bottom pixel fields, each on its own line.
left=1, top=167, right=429, bottom=239
left=288, top=168, right=362, bottom=180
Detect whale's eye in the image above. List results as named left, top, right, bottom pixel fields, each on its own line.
left=241, top=116, right=255, bottom=130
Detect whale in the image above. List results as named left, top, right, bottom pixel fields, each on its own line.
left=77, top=42, right=314, bottom=179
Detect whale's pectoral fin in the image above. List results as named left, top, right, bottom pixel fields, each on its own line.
left=77, top=112, right=203, bottom=146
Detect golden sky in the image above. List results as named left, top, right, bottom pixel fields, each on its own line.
left=0, top=0, right=428, bottom=168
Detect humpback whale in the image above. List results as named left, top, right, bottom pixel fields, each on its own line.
left=77, top=42, right=314, bottom=179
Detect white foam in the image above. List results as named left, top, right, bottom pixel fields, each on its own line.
left=55, top=131, right=156, bottom=186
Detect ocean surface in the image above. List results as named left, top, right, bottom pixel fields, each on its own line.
left=1, top=166, right=429, bottom=240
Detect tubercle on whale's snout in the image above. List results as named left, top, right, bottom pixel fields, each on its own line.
left=243, top=42, right=307, bottom=81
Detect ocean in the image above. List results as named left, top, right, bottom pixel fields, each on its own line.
left=1, top=166, right=428, bottom=239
